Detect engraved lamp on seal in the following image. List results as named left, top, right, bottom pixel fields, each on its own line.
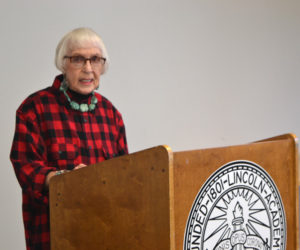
left=231, top=202, right=246, bottom=250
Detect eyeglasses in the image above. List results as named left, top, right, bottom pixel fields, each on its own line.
left=64, top=55, right=106, bottom=69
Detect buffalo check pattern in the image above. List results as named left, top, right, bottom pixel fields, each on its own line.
left=10, top=74, right=128, bottom=249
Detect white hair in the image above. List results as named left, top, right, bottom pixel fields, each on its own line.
left=55, top=27, right=109, bottom=74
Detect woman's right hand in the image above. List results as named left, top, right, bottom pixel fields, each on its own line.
left=45, top=163, right=87, bottom=188
left=73, top=163, right=87, bottom=170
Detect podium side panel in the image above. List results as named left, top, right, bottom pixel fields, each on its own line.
left=174, top=138, right=298, bottom=249
left=50, top=146, right=174, bottom=250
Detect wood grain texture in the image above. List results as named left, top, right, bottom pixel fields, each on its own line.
left=50, top=145, right=174, bottom=250
left=173, top=134, right=298, bottom=249
left=50, top=134, right=299, bottom=250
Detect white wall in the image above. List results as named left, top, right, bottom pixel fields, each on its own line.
left=1, top=0, right=299, bottom=248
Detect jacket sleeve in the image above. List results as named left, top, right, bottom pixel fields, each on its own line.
left=10, top=109, right=56, bottom=206
left=116, top=112, right=129, bottom=156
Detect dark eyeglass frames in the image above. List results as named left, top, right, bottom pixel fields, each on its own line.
left=64, top=55, right=106, bottom=68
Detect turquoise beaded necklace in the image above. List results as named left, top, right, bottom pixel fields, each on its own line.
left=59, top=79, right=98, bottom=112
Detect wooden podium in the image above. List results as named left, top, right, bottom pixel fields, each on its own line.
left=50, top=134, right=299, bottom=249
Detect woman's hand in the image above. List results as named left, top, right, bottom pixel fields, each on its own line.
left=45, top=163, right=87, bottom=188
left=45, top=171, right=57, bottom=188
left=73, top=163, right=87, bottom=170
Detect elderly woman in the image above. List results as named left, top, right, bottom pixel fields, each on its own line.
left=10, top=27, right=128, bottom=250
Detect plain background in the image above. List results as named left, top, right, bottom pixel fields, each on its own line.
left=1, top=0, right=299, bottom=248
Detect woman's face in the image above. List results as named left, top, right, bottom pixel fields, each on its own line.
left=63, top=46, right=103, bottom=95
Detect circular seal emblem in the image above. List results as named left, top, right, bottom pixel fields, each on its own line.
left=184, top=160, right=286, bottom=250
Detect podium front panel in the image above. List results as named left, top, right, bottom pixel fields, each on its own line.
left=50, top=146, right=174, bottom=250
left=50, top=135, right=298, bottom=250
left=174, top=135, right=298, bottom=250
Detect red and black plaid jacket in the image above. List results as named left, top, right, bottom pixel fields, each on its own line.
left=10, top=74, right=128, bottom=250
